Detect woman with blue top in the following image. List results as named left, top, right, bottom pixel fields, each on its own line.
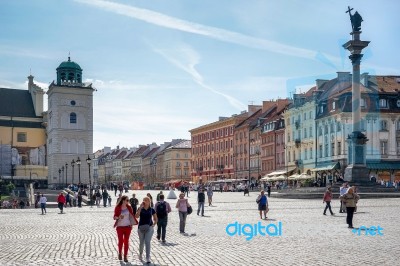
left=135, top=196, right=158, bottom=264
left=256, top=190, right=269, bottom=219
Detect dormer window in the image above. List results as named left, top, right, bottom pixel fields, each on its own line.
left=379, top=99, right=388, bottom=108
left=360, top=98, right=366, bottom=108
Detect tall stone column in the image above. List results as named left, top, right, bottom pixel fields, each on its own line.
left=342, top=11, right=370, bottom=183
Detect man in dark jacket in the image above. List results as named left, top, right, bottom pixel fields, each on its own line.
left=102, top=189, right=109, bottom=207
left=197, top=189, right=205, bottom=216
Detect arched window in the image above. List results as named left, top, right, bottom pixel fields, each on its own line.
left=70, top=113, right=77, bottom=124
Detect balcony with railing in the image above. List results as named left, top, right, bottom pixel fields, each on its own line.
left=295, top=139, right=301, bottom=148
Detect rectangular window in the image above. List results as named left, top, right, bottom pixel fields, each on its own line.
left=397, top=141, right=400, bottom=155
left=381, top=120, right=388, bottom=131
left=360, top=119, right=366, bottom=131
left=309, top=126, right=313, bottom=137
left=304, top=128, right=307, bottom=138
left=381, top=141, right=387, bottom=155
left=17, top=132, right=27, bottom=142
left=337, top=142, right=341, bottom=155
left=360, top=98, right=366, bottom=108
left=331, top=142, right=335, bottom=156
left=310, top=148, right=313, bottom=159
left=305, top=148, right=308, bottom=160
left=325, top=143, right=328, bottom=157
left=319, top=145, right=323, bottom=158
left=332, top=101, right=336, bottom=110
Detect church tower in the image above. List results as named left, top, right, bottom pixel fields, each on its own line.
left=47, top=57, right=94, bottom=185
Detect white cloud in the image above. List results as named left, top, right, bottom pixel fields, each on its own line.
left=153, top=44, right=246, bottom=111
left=75, top=0, right=320, bottom=60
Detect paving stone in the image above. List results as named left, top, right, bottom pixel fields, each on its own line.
left=0, top=190, right=398, bottom=265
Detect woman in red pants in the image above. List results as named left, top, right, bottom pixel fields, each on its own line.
left=114, top=195, right=138, bottom=262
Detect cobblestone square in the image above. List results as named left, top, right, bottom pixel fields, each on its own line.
left=0, top=190, right=399, bottom=266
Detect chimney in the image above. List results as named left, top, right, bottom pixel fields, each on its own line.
left=247, top=105, right=262, bottom=116
left=316, top=79, right=329, bottom=90
left=27, top=75, right=44, bottom=116
left=262, top=100, right=277, bottom=113
left=360, top=72, right=369, bottom=86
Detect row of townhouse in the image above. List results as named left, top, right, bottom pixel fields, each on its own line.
left=285, top=72, right=400, bottom=185
left=189, top=72, right=400, bottom=185
left=92, top=140, right=192, bottom=185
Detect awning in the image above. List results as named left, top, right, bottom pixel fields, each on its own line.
left=297, top=174, right=313, bottom=180
left=265, top=168, right=296, bottom=178
left=266, top=170, right=287, bottom=177
left=288, top=174, right=301, bottom=180
left=311, top=162, right=340, bottom=172
left=367, top=162, right=400, bottom=170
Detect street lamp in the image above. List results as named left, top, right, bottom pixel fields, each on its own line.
left=58, top=168, right=61, bottom=187
left=256, top=149, right=261, bottom=181
left=71, top=159, right=75, bottom=185
left=61, top=166, right=64, bottom=188
left=65, top=163, right=68, bottom=187
left=284, top=145, right=289, bottom=188
left=86, top=155, right=92, bottom=208
left=76, top=157, right=81, bottom=185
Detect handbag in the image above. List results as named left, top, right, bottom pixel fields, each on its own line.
left=187, top=205, right=193, bottom=215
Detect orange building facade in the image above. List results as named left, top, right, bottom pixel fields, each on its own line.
left=190, top=115, right=247, bottom=183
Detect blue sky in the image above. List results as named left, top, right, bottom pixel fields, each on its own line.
left=1, top=0, right=399, bottom=151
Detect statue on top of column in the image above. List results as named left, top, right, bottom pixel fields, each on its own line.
left=346, top=6, right=363, bottom=32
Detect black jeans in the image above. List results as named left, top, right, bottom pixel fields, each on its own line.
left=157, top=217, right=168, bottom=240
left=103, top=198, right=107, bottom=207
left=324, top=201, right=333, bottom=214
left=346, top=207, right=355, bottom=227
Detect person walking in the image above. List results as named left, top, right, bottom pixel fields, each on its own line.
left=256, top=190, right=268, bottom=219
left=130, top=194, right=139, bottom=214
left=176, top=193, right=191, bottom=234
left=65, top=193, right=70, bottom=208
left=95, top=190, right=102, bottom=207
left=108, top=195, right=112, bottom=207
left=207, top=186, right=213, bottom=206
left=323, top=187, right=334, bottom=215
left=102, top=189, right=109, bottom=207
left=197, top=188, right=205, bottom=216
left=267, top=184, right=271, bottom=197
left=156, top=191, right=163, bottom=202
left=340, top=187, right=360, bottom=228
left=339, top=182, right=349, bottom=213
left=39, top=194, right=47, bottom=215
left=135, top=196, right=157, bottom=264
left=113, top=195, right=138, bottom=263
left=57, top=193, right=66, bottom=214
left=114, top=184, right=118, bottom=197
left=77, top=192, right=82, bottom=208
left=154, top=194, right=171, bottom=243
left=146, top=193, right=154, bottom=208
left=219, top=183, right=223, bottom=193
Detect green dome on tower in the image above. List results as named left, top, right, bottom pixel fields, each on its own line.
left=56, top=56, right=83, bottom=85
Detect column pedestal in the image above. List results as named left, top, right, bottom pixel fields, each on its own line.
left=344, top=131, right=369, bottom=183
